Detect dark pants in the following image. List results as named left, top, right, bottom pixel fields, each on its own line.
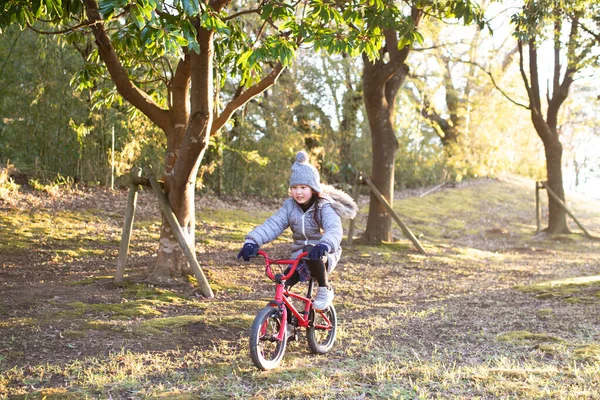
left=285, top=245, right=329, bottom=289
left=304, top=245, right=329, bottom=288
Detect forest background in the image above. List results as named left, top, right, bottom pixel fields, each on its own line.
left=1, top=1, right=598, bottom=201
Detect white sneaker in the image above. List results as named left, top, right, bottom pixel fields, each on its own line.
left=313, top=286, right=334, bottom=311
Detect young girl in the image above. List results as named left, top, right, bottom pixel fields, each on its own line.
left=238, top=150, right=358, bottom=311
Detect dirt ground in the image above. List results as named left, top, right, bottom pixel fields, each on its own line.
left=0, top=188, right=241, bottom=364
left=1, top=179, right=599, bottom=398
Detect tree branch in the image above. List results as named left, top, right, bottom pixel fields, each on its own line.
left=82, top=0, right=170, bottom=133
left=548, top=13, right=581, bottom=127
left=209, top=0, right=232, bottom=13
left=527, top=39, right=542, bottom=112
left=26, top=20, right=96, bottom=35
left=223, top=8, right=260, bottom=21
left=551, top=16, right=561, bottom=104
left=518, top=40, right=535, bottom=110
left=412, top=40, right=473, bottom=51
left=211, top=62, right=285, bottom=135
left=460, top=59, right=529, bottom=109
left=572, top=17, right=600, bottom=43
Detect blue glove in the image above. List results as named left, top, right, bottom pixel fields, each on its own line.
left=237, top=242, right=259, bottom=261
left=309, top=243, right=329, bottom=260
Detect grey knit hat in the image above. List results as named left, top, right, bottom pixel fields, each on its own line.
left=289, top=150, right=321, bottom=193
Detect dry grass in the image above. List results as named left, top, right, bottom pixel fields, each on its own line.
left=1, top=177, right=599, bottom=399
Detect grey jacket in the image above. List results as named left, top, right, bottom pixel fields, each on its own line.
left=245, top=185, right=357, bottom=272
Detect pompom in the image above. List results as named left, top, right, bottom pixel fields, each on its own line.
left=296, top=150, right=308, bottom=163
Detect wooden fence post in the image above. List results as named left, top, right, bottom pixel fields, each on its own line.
left=360, top=173, right=427, bottom=255
left=535, top=181, right=542, bottom=234
left=540, top=181, right=594, bottom=238
left=346, top=172, right=361, bottom=247
left=114, top=167, right=142, bottom=284
left=148, top=175, right=214, bottom=298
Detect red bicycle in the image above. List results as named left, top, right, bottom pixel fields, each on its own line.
left=249, top=250, right=338, bottom=370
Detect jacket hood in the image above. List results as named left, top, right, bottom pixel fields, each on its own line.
left=318, top=184, right=358, bottom=220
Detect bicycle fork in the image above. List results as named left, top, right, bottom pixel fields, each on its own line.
left=265, top=281, right=288, bottom=342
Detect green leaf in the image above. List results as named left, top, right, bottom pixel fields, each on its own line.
left=130, top=5, right=146, bottom=29
left=98, top=1, right=116, bottom=19
left=140, top=26, right=151, bottom=44
left=33, top=0, right=43, bottom=18
left=173, top=34, right=188, bottom=46
left=21, top=7, right=35, bottom=26
left=413, top=30, right=424, bottom=46
left=182, top=0, right=200, bottom=17
left=200, top=12, right=230, bottom=35
left=236, top=50, right=253, bottom=68
left=260, top=3, right=273, bottom=19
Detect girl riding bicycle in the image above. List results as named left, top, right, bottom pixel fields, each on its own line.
left=238, top=150, right=358, bottom=311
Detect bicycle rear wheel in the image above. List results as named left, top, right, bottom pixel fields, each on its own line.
left=307, top=304, right=337, bottom=354
left=249, top=307, right=287, bottom=370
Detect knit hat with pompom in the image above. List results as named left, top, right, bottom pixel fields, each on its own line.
left=289, top=150, right=321, bottom=193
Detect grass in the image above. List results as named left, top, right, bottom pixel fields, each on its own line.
left=0, top=209, right=117, bottom=254
left=4, top=344, right=598, bottom=399
left=1, top=177, right=600, bottom=399
left=516, top=275, right=600, bottom=303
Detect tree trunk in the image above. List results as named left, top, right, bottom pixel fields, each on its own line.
left=531, top=111, right=569, bottom=234
left=544, top=139, right=568, bottom=233
left=339, top=67, right=362, bottom=185
left=518, top=28, right=574, bottom=236
left=360, top=18, right=418, bottom=244
left=147, top=26, right=215, bottom=283
left=361, top=57, right=407, bottom=244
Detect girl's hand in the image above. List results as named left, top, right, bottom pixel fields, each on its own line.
left=238, top=243, right=259, bottom=261
left=309, top=243, right=329, bottom=260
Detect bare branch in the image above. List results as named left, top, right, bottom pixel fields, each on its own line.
left=26, top=20, right=96, bottom=35
left=571, top=15, right=600, bottom=43
left=551, top=16, right=561, bottom=103
left=223, top=8, right=260, bottom=21
left=211, top=62, right=286, bottom=134
left=517, top=40, right=532, bottom=104
left=412, top=41, right=471, bottom=51
left=460, top=59, right=529, bottom=109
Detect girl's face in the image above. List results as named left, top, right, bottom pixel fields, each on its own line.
left=291, top=185, right=314, bottom=204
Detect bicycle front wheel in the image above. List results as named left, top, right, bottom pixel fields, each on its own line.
left=307, top=304, right=337, bottom=354
left=249, top=306, right=287, bottom=370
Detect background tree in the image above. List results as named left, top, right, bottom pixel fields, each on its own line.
left=404, top=3, right=541, bottom=183
left=512, top=0, right=600, bottom=233
left=1, top=0, right=382, bottom=283
left=360, top=0, right=484, bottom=244
left=0, top=27, right=88, bottom=180
left=320, top=53, right=365, bottom=188
left=199, top=50, right=369, bottom=197
left=0, top=26, right=168, bottom=186
left=409, top=18, right=516, bottom=151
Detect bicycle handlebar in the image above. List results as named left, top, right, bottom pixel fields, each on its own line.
left=256, top=250, right=309, bottom=281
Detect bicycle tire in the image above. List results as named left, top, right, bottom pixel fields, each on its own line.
left=307, top=304, right=337, bottom=354
left=249, top=306, right=287, bottom=370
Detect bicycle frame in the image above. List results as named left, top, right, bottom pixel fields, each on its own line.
left=257, top=250, right=333, bottom=341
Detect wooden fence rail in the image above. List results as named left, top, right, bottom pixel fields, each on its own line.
left=114, top=169, right=214, bottom=298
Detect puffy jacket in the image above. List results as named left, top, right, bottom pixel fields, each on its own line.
left=245, top=185, right=357, bottom=272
